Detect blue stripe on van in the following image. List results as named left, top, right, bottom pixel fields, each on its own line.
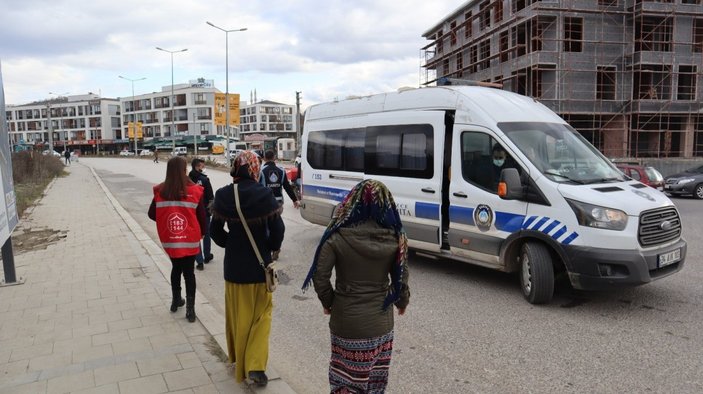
left=551, top=225, right=568, bottom=240
left=494, top=212, right=525, bottom=233
left=416, top=202, right=440, bottom=220
left=542, top=220, right=561, bottom=234
left=522, top=215, right=538, bottom=229
left=449, top=206, right=474, bottom=226
left=531, top=217, right=549, bottom=231
left=302, top=185, right=349, bottom=202
left=562, top=232, right=579, bottom=245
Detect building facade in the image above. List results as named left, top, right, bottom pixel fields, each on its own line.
left=5, top=78, right=243, bottom=153
left=120, top=79, right=240, bottom=141
left=6, top=94, right=120, bottom=152
left=239, top=100, right=297, bottom=139
left=422, top=0, right=703, bottom=158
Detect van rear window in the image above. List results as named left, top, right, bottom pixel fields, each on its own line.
left=307, top=124, right=433, bottom=178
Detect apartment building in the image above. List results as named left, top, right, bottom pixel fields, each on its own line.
left=239, top=100, right=297, bottom=139
left=6, top=94, right=120, bottom=152
left=120, top=79, right=240, bottom=141
left=5, top=78, right=242, bottom=153
left=422, top=0, right=703, bottom=158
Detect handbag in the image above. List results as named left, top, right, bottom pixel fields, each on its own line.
left=234, top=184, right=278, bottom=293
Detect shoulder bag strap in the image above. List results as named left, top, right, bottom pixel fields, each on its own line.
left=233, top=184, right=266, bottom=270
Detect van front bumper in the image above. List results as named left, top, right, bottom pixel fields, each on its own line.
left=564, top=239, right=686, bottom=290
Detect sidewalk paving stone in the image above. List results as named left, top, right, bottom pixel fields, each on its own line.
left=0, top=165, right=256, bottom=393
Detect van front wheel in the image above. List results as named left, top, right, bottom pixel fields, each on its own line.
left=520, top=242, right=554, bottom=304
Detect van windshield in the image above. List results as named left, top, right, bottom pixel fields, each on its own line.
left=498, top=122, right=625, bottom=184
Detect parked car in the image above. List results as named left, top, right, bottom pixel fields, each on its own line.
left=664, top=164, right=703, bottom=199
left=172, top=147, right=187, bottom=156
left=139, top=149, right=152, bottom=156
left=616, top=164, right=664, bottom=190
left=42, top=149, right=61, bottom=157
left=119, top=150, right=135, bottom=156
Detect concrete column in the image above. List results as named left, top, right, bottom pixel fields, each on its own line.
left=602, top=114, right=628, bottom=157
left=683, top=115, right=695, bottom=158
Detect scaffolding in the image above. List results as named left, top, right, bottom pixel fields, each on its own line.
left=421, top=0, right=703, bottom=158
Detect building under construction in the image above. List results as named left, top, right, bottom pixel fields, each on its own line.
left=422, top=0, right=703, bottom=158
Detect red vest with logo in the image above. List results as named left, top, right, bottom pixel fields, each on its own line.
left=153, top=183, right=204, bottom=258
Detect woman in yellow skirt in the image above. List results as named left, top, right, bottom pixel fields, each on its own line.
left=210, top=151, right=285, bottom=386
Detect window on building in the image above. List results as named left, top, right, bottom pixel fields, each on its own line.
left=494, top=1, right=503, bottom=23
left=635, top=16, right=672, bottom=52
left=677, top=65, right=697, bottom=100
left=694, top=19, right=703, bottom=53
left=456, top=53, right=463, bottom=76
left=597, top=66, right=617, bottom=100
left=531, top=20, right=543, bottom=52
left=479, top=1, right=490, bottom=29
left=469, top=45, right=478, bottom=73
left=514, top=23, right=527, bottom=57
left=478, top=40, right=491, bottom=70
left=450, top=21, right=457, bottom=45
left=512, top=68, right=528, bottom=95
left=443, top=59, right=450, bottom=76
left=436, top=30, right=443, bottom=53
left=513, top=0, right=526, bottom=12
left=500, top=31, right=509, bottom=62
left=633, top=65, right=672, bottom=100
left=564, top=17, right=583, bottom=52
left=464, top=12, right=472, bottom=39
left=598, top=0, right=618, bottom=6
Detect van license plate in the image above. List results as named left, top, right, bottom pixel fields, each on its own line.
left=658, top=248, right=681, bottom=268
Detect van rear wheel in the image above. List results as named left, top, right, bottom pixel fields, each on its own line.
left=520, top=242, right=554, bottom=304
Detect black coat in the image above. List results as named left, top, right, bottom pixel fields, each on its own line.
left=210, top=179, right=285, bottom=284
left=188, top=169, right=214, bottom=208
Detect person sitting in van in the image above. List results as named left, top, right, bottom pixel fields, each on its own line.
left=471, top=144, right=514, bottom=192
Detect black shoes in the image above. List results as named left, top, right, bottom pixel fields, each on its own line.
left=170, top=297, right=185, bottom=313
left=185, top=297, right=196, bottom=323
left=204, top=253, right=214, bottom=263
left=196, top=263, right=204, bottom=271
left=248, top=371, right=268, bottom=386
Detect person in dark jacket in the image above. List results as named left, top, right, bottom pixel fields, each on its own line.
left=210, top=150, right=285, bottom=386
left=189, top=158, right=215, bottom=270
left=148, top=156, right=206, bottom=322
left=303, top=179, right=410, bottom=394
left=259, top=150, right=300, bottom=209
left=64, top=149, right=71, bottom=165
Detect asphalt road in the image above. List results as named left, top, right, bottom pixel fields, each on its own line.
left=81, top=157, right=703, bottom=394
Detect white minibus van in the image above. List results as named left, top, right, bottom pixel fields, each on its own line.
left=299, top=86, right=686, bottom=304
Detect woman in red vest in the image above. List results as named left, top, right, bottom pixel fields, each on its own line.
left=149, top=156, right=206, bottom=322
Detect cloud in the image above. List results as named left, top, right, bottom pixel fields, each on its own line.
left=0, top=0, right=459, bottom=107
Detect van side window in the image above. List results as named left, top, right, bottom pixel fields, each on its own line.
left=307, top=125, right=432, bottom=178
left=629, top=169, right=641, bottom=181
left=366, top=124, right=433, bottom=179
left=307, top=129, right=366, bottom=171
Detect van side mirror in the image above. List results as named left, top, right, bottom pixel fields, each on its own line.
left=498, top=168, right=525, bottom=200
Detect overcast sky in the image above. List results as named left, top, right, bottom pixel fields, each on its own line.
left=0, top=0, right=463, bottom=110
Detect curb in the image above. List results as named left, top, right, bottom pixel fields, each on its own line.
left=87, top=164, right=297, bottom=394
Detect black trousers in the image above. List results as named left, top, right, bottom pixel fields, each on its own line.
left=170, top=255, right=196, bottom=299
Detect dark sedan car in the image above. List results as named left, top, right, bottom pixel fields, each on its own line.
left=664, top=165, right=703, bottom=199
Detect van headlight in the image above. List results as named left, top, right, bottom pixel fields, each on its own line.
left=566, top=199, right=628, bottom=231
left=677, top=178, right=695, bottom=185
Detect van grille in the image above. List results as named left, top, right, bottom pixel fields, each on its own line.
left=638, top=207, right=681, bottom=247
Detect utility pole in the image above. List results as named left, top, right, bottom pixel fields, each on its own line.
left=295, top=91, right=302, bottom=149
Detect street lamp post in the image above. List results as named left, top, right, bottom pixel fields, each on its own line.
left=48, top=91, right=69, bottom=153
left=156, top=47, right=188, bottom=153
left=118, top=75, right=146, bottom=156
left=206, top=22, right=247, bottom=163
left=192, top=109, right=197, bottom=155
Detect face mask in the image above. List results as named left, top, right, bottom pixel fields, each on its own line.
left=493, top=159, right=505, bottom=167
